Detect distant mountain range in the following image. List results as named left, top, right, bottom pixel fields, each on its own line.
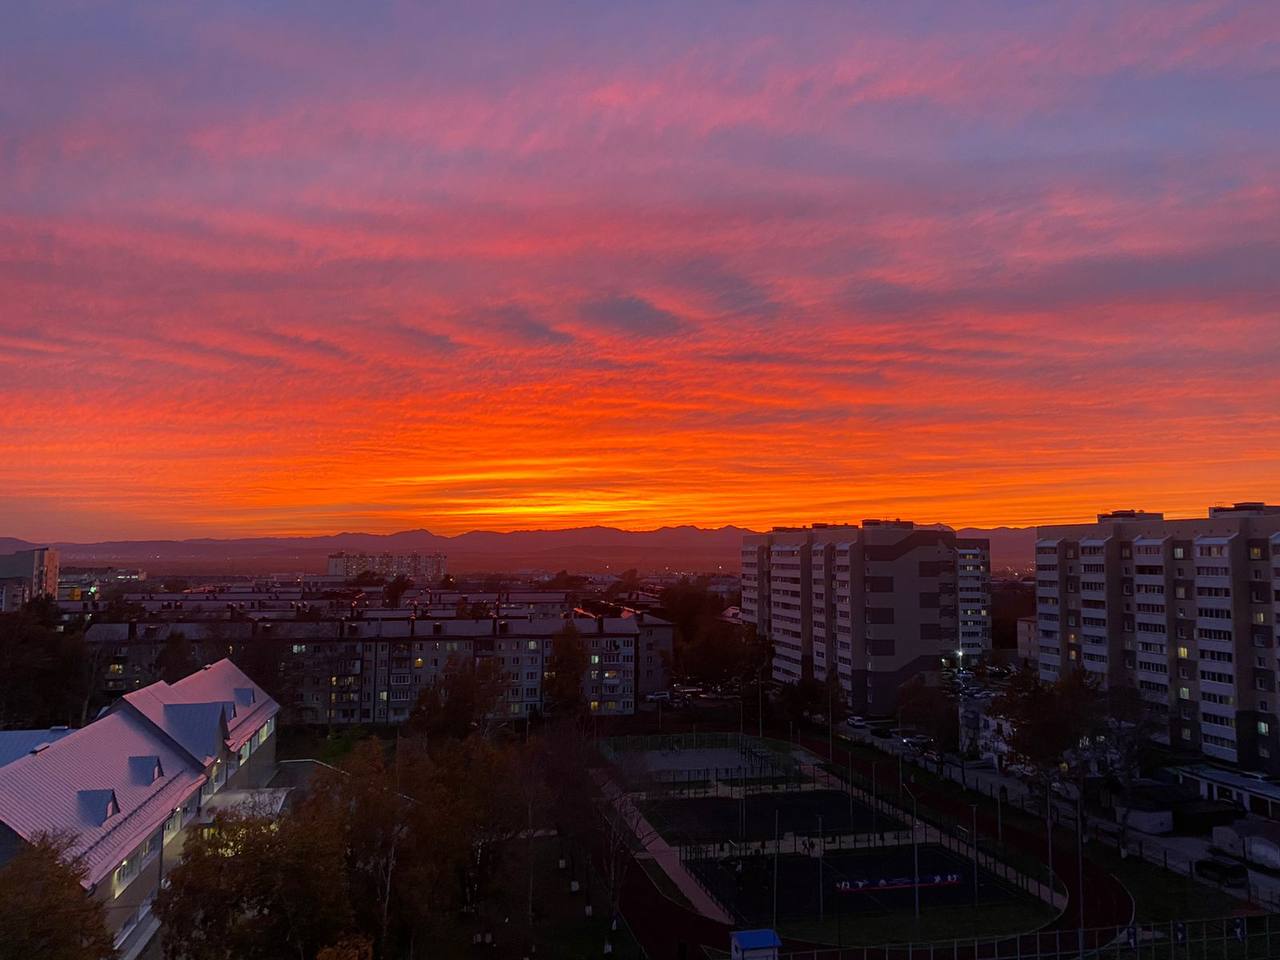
left=0, top=525, right=1036, bottom=576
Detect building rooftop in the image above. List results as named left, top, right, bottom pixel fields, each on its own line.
left=0, top=728, right=75, bottom=768
left=120, top=659, right=279, bottom=760
left=0, top=710, right=205, bottom=887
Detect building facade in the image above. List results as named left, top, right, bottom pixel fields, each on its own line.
left=1035, top=503, right=1280, bottom=772
left=0, top=547, right=59, bottom=600
left=741, top=522, right=991, bottom=714
left=85, top=614, right=639, bottom=724
left=326, top=551, right=447, bottom=582
left=956, top=539, right=992, bottom=660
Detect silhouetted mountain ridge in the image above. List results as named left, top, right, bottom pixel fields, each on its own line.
left=1, top=523, right=1034, bottom=574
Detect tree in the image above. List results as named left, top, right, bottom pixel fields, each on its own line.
left=0, top=835, right=116, bottom=960
left=544, top=622, right=589, bottom=717
left=406, top=655, right=506, bottom=740
left=156, top=806, right=353, bottom=960
left=438, top=574, right=457, bottom=589
left=352, top=571, right=385, bottom=588
left=779, top=677, right=826, bottom=724
left=384, top=575, right=414, bottom=609
left=604, top=569, right=642, bottom=600
left=0, top=611, right=97, bottom=728
left=316, top=939, right=373, bottom=960
left=897, top=675, right=958, bottom=752
left=156, top=630, right=198, bottom=684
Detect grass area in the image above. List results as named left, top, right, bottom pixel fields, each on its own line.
left=781, top=897, right=1058, bottom=946
left=1087, top=844, right=1250, bottom=923
left=430, top=836, right=647, bottom=959
left=275, top=724, right=385, bottom=765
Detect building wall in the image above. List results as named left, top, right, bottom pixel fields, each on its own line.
left=743, top=522, right=990, bottom=716
left=87, top=616, right=639, bottom=724
left=0, top=547, right=59, bottom=600
left=326, top=552, right=447, bottom=582
left=1035, top=504, right=1280, bottom=773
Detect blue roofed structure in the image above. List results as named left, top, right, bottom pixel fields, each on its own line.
left=731, top=929, right=781, bottom=960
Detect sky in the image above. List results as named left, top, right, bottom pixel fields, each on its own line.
left=2, top=1, right=1279, bottom=541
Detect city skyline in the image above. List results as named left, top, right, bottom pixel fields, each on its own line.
left=4, top=1, right=1279, bottom=541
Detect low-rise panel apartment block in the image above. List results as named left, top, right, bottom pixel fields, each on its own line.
left=1036, top=503, right=1280, bottom=772
left=741, top=521, right=990, bottom=714
left=85, top=614, right=641, bottom=724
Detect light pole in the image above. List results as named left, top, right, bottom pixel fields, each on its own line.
left=772, top=808, right=780, bottom=929
left=970, top=804, right=979, bottom=907
left=870, top=760, right=879, bottom=836
left=904, top=785, right=920, bottom=919
left=827, top=679, right=834, bottom=761
left=1077, top=783, right=1086, bottom=958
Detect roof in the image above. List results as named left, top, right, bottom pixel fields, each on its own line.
left=0, top=728, right=75, bottom=768
left=0, top=710, right=205, bottom=887
left=120, top=659, right=279, bottom=760
left=1178, top=764, right=1280, bottom=802
left=731, top=929, right=782, bottom=948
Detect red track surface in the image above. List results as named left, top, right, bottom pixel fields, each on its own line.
left=614, top=726, right=1134, bottom=959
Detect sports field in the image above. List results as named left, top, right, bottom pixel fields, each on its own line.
left=688, top=844, right=1024, bottom=925
left=644, top=789, right=907, bottom=844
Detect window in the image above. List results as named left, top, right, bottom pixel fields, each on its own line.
left=1259, top=721, right=1271, bottom=736
left=1177, top=646, right=1190, bottom=659
left=1178, top=687, right=1191, bottom=700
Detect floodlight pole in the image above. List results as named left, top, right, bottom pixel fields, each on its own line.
left=818, top=813, right=825, bottom=921
left=903, top=785, right=920, bottom=919
left=772, top=808, right=780, bottom=929
left=971, top=803, right=979, bottom=907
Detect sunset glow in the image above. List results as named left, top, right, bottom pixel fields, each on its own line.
left=3, top=1, right=1279, bottom=540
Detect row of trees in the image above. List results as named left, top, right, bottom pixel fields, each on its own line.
left=0, top=617, right=628, bottom=960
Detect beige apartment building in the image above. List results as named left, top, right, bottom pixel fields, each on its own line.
left=742, top=521, right=990, bottom=715
left=1036, top=502, right=1280, bottom=772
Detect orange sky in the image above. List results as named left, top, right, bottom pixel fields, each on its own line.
left=2, top=2, right=1279, bottom=541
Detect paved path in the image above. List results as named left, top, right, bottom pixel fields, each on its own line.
left=595, top=770, right=736, bottom=925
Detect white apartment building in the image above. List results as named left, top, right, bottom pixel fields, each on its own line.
left=0, top=547, right=59, bottom=600
left=326, top=551, right=447, bottom=582
left=742, top=521, right=991, bottom=715
left=957, top=540, right=992, bottom=659
left=1036, top=503, right=1280, bottom=772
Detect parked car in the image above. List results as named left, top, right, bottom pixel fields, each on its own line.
left=845, top=715, right=868, bottom=729
left=645, top=691, right=672, bottom=702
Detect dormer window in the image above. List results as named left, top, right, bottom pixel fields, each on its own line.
left=106, top=795, right=120, bottom=818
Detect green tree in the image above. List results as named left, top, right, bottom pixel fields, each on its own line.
left=543, top=622, right=589, bottom=717
left=407, top=655, right=506, bottom=740
left=157, top=806, right=353, bottom=960
left=384, top=575, right=414, bottom=608
left=0, top=835, right=116, bottom=960
left=156, top=630, right=197, bottom=684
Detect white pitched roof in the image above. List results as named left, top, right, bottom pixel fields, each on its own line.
left=0, top=710, right=205, bottom=887
left=120, top=659, right=279, bottom=761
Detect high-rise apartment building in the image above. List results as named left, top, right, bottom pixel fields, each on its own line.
left=0, top=547, right=58, bottom=601
left=741, top=522, right=990, bottom=714
left=957, top=539, right=992, bottom=658
left=326, top=551, right=447, bottom=583
left=1035, top=503, right=1280, bottom=772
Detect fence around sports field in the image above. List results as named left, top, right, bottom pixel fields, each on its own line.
left=773, top=912, right=1280, bottom=959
